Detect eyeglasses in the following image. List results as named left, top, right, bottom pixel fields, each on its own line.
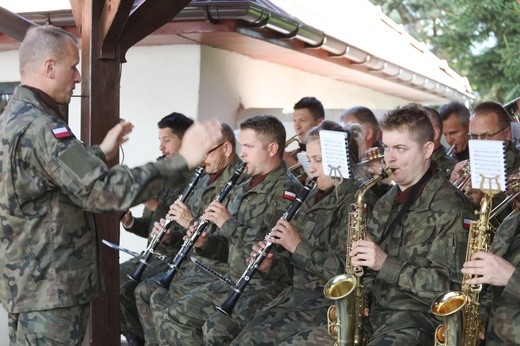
left=468, top=127, right=508, bottom=140
left=207, top=142, right=225, bottom=154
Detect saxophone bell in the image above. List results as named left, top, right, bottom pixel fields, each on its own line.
left=324, top=274, right=357, bottom=346
left=430, top=291, right=468, bottom=345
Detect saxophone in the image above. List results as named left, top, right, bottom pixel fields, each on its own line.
left=324, top=167, right=393, bottom=346
left=431, top=181, right=496, bottom=346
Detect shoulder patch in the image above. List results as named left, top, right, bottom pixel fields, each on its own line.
left=463, top=218, right=472, bottom=230
left=283, top=190, right=296, bottom=201
left=52, top=126, right=74, bottom=139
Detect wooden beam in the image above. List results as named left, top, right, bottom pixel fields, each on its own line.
left=99, top=0, right=133, bottom=59
left=0, top=6, right=36, bottom=41
left=72, top=0, right=122, bottom=344
left=119, top=0, right=192, bottom=61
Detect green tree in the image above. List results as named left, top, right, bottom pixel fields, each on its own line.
left=370, top=0, right=520, bottom=105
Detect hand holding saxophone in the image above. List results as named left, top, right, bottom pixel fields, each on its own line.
left=349, top=238, right=387, bottom=272
left=203, top=200, right=231, bottom=228
left=462, top=251, right=515, bottom=286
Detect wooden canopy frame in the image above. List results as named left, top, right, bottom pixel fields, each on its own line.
left=0, top=1, right=191, bottom=344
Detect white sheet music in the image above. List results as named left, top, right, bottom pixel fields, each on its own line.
left=468, top=139, right=506, bottom=192
left=319, top=130, right=350, bottom=179
left=296, top=151, right=312, bottom=179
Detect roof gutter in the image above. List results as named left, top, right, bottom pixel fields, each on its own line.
left=177, top=1, right=473, bottom=102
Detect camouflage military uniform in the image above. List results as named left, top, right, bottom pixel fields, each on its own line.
left=134, top=156, right=243, bottom=343
left=230, top=178, right=374, bottom=345
left=0, top=86, right=192, bottom=344
left=364, top=169, right=475, bottom=345
left=485, top=211, right=520, bottom=345
left=432, top=146, right=457, bottom=177
left=119, top=177, right=190, bottom=339
left=149, top=163, right=301, bottom=345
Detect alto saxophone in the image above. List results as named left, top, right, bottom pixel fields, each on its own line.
left=324, top=167, right=393, bottom=346
left=431, top=179, right=497, bottom=346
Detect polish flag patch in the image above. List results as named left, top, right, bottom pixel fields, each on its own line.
left=463, top=218, right=472, bottom=230
left=52, top=126, right=73, bottom=139
left=283, top=191, right=296, bottom=201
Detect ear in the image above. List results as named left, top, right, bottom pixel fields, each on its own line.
left=222, top=141, right=233, bottom=157
left=504, top=127, right=512, bottom=142
left=433, top=127, right=441, bottom=142
left=268, top=142, right=279, bottom=158
left=365, top=127, right=374, bottom=140
left=44, top=58, right=56, bottom=78
left=423, top=141, right=434, bottom=159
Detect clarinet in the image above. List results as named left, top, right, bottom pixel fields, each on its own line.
left=127, top=166, right=205, bottom=283
left=216, top=178, right=316, bottom=316
left=157, top=162, right=246, bottom=289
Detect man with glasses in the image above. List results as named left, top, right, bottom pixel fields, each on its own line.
left=451, top=101, right=520, bottom=207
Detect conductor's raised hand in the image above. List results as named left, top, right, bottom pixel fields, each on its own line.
left=100, top=120, right=134, bottom=161
left=179, top=119, right=223, bottom=168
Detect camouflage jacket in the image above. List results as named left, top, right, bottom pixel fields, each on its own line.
left=432, top=146, right=457, bottom=177
left=0, top=86, right=191, bottom=313
left=485, top=211, right=520, bottom=345
left=365, top=169, right=475, bottom=327
left=191, top=154, right=244, bottom=263
left=202, top=162, right=301, bottom=291
left=265, top=178, right=374, bottom=309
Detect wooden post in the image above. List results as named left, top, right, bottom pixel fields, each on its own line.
left=77, top=1, right=122, bottom=344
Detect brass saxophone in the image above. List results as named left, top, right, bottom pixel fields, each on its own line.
left=324, top=167, right=393, bottom=346
left=431, top=182, right=496, bottom=346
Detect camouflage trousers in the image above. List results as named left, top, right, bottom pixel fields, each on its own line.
left=150, top=280, right=277, bottom=346
left=8, top=303, right=89, bottom=345
left=134, top=258, right=227, bottom=345
left=119, top=254, right=173, bottom=339
left=231, top=303, right=331, bottom=345
left=366, top=310, right=437, bottom=346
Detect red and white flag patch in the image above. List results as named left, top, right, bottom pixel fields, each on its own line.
left=283, top=191, right=296, bottom=201
left=463, top=218, right=472, bottom=230
left=52, top=126, right=73, bottom=139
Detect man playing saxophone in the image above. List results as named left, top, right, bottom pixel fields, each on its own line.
left=350, top=103, right=476, bottom=345
left=461, top=176, right=520, bottom=345
left=231, top=120, right=377, bottom=345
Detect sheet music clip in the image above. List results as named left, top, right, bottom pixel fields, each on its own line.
left=327, top=164, right=344, bottom=188
left=479, top=174, right=501, bottom=197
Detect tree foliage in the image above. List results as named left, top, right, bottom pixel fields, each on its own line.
left=369, top=0, right=520, bottom=105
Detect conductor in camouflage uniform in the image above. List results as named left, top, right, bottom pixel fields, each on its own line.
left=148, top=115, right=301, bottom=345
left=0, top=25, right=223, bottom=345
left=462, top=188, right=520, bottom=345
left=133, top=122, right=243, bottom=345
left=230, top=120, right=377, bottom=345
left=350, top=103, right=475, bottom=345
left=119, top=112, right=194, bottom=345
